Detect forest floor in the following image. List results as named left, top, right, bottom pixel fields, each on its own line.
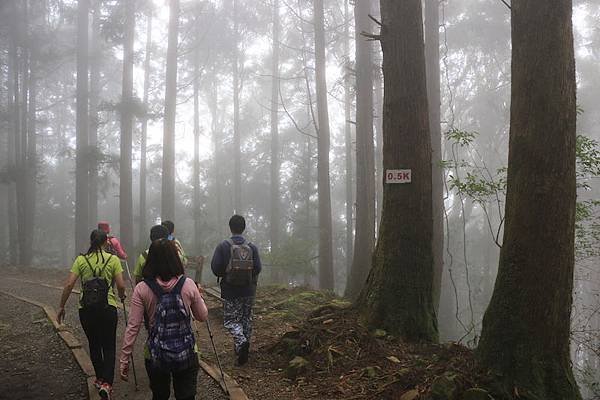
left=1, top=266, right=494, bottom=400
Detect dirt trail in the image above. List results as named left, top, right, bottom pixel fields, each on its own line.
left=1, top=267, right=228, bottom=400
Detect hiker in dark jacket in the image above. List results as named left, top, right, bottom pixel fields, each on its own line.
left=210, top=215, right=261, bottom=365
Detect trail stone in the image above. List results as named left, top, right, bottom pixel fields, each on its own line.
left=401, top=389, right=420, bottom=400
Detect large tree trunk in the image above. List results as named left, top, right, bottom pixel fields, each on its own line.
left=372, top=0, right=383, bottom=235
left=75, top=0, right=90, bottom=254
left=343, top=0, right=354, bottom=281
left=23, top=40, right=36, bottom=266
left=425, top=0, right=443, bottom=313
left=313, top=0, right=334, bottom=291
left=161, top=0, right=179, bottom=221
left=232, top=0, right=242, bottom=214
left=139, top=10, right=152, bottom=247
left=119, top=0, right=135, bottom=255
left=88, top=0, right=100, bottom=228
left=270, top=0, right=281, bottom=261
left=346, top=0, right=376, bottom=299
left=358, top=0, right=437, bottom=342
left=475, top=1, right=580, bottom=398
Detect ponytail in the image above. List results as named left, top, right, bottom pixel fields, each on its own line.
left=83, top=229, right=108, bottom=262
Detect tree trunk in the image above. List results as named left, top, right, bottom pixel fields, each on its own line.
left=358, top=0, right=437, bottom=342
left=139, top=10, right=152, bottom=247
left=313, top=0, right=334, bottom=291
left=193, top=9, right=202, bottom=254
left=346, top=0, right=376, bottom=299
left=88, top=0, right=100, bottom=228
left=343, top=0, right=354, bottom=281
left=425, top=0, right=443, bottom=313
left=209, top=82, right=223, bottom=235
left=75, top=0, right=90, bottom=255
left=23, top=40, right=36, bottom=266
left=372, top=0, right=383, bottom=235
left=161, top=0, right=179, bottom=221
left=7, top=16, right=18, bottom=265
left=119, top=0, right=135, bottom=255
left=476, top=1, right=580, bottom=398
left=232, top=0, right=242, bottom=214
left=270, top=0, right=281, bottom=261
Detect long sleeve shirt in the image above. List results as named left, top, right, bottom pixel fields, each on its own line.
left=119, top=275, right=208, bottom=372
left=210, top=235, right=261, bottom=300
left=107, top=236, right=128, bottom=260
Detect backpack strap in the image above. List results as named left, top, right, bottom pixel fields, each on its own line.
left=172, top=276, right=187, bottom=295
left=144, top=278, right=164, bottom=299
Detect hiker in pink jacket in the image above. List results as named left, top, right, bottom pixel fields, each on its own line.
left=97, top=221, right=128, bottom=260
left=120, top=239, right=208, bottom=400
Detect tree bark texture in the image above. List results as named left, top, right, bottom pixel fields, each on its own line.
left=358, top=0, right=437, bottom=342
left=119, top=0, right=135, bottom=255
left=232, top=0, right=242, bottom=214
left=7, top=16, right=18, bottom=265
left=75, top=0, right=90, bottom=254
left=425, top=0, right=443, bottom=313
left=139, top=11, right=152, bottom=248
left=193, top=9, right=202, bottom=254
left=270, top=0, right=281, bottom=258
left=476, top=1, right=581, bottom=398
left=346, top=0, right=376, bottom=300
left=88, top=0, right=100, bottom=228
left=343, top=0, right=354, bottom=279
left=314, top=0, right=334, bottom=291
left=161, top=0, right=179, bottom=221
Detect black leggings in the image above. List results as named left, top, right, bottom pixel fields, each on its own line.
left=79, top=306, right=118, bottom=384
left=145, top=357, right=199, bottom=400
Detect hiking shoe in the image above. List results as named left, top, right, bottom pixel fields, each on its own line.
left=93, top=378, right=102, bottom=390
left=98, top=383, right=112, bottom=399
left=237, top=341, right=249, bottom=365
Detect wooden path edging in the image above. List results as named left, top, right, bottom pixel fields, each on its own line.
left=0, top=290, right=97, bottom=400
left=198, top=359, right=249, bottom=400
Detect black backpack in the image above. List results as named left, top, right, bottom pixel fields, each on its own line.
left=81, top=254, right=113, bottom=309
left=224, top=239, right=255, bottom=286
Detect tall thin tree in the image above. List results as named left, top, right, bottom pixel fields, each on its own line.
left=358, top=0, right=438, bottom=342
left=193, top=6, right=202, bottom=254
left=88, top=0, right=101, bottom=228
left=161, top=0, right=179, bottom=221
left=314, top=0, right=334, bottom=291
left=476, top=0, right=581, bottom=397
left=7, top=4, right=18, bottom=265
left=346, top=0, right=376, bottom=299
left=119, top=0, right=135, bottom=254
left=343, top=0, right=354, bottom=279
left=75, top=0, right=90, bottom=254
left=232, top=0, right=242, bottom=214
left=139, top=9, right=152, bottom=247
left=270, top=0, right=281, bottom=262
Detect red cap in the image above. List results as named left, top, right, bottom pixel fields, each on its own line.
left=98, top=221, right=110, bottom=234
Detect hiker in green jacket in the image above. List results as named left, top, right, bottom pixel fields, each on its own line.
left=162, top=220, right=188, bottom=267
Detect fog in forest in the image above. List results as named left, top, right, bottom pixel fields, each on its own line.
left=1, top=0, right=599, bottom=397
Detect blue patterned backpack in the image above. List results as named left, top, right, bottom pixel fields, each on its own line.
left=144, top=276, right=196, bottom=371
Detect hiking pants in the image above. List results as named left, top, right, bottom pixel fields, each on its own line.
left=145, top=357, right=199, bottom=400
left=79, top=305, right=118, bottom=384
left=223, top=296, right=254, bottom=353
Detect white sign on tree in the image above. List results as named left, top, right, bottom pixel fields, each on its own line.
left=386, top=169, right=411, bottom=184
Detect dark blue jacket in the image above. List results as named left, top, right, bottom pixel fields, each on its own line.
left=210, top=235, right=261, bottom=300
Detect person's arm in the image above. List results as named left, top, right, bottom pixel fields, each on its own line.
left=119, top=284, right=145, bottom=380
left=112, top=237, right=128, bottom=260
left=114, top=272, right=126, bottom=301
left=57, top=272, right=78, bottom=324
left=252, top=244, right=262, bottom=276
left=186, top=279, right=209, bottom=322
left=210, top=242, right=227, bottom=277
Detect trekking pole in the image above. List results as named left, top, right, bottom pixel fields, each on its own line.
left=205, top=317, right=229, bottom=395
left=121, top=298, right=139, bottom=391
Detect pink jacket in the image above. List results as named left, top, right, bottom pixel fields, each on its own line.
left=107, top=236, right=128, bottom=260
left=119, top=275, right=208, bottom=372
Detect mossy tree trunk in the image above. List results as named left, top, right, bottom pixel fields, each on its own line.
left=358, top=0, right=437, bottom=342
left=476, top=1, right=581, bottom=399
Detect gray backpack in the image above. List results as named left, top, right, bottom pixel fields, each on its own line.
left=224, top=239, right=254, bottom=286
